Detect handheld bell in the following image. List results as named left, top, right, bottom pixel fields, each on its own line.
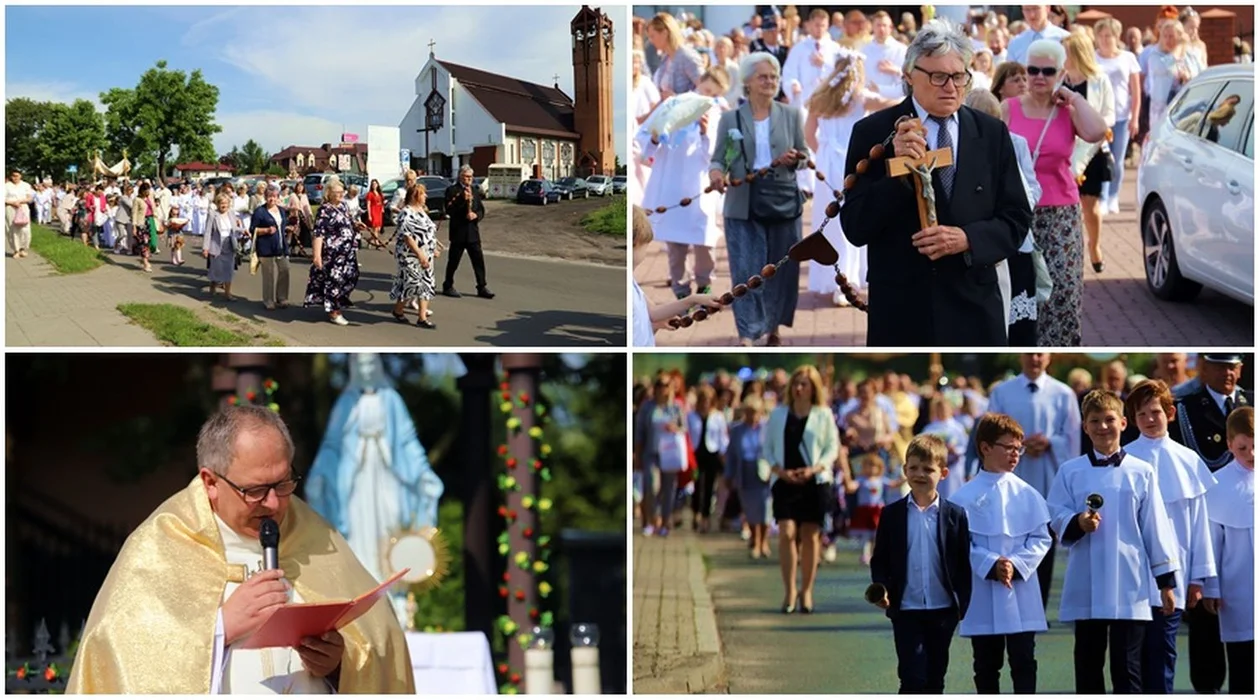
left=864, top=583, right=888, bottom=605
left=1085, top=493, right=1104, bottom=514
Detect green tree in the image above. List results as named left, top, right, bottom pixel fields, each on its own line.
left=614, top=155, right=625, bottom=175
left=38, top=100, right=106, bottom=181
left=101, top=60, right=222, bottom=180
left=219, top=145, right=242, bottom=171
left=240, top=139, right=269, bottom=174
left=266, top=163, right=288, bottom=176
left=5, top=98, right=52, bottom=177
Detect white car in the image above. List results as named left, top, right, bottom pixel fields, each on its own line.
left=585, top=175, right=612, bottom=196
left=1137, top=64, right=1253, bottom=305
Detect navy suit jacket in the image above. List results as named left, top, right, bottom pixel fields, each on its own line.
left=249, top=205, right=288, bottom=258
left=871, top=495, right=972, bottom=620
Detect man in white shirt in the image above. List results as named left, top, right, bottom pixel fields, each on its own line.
left=1005, top=5, right=1071, bottom=65
left=986, top=353, right=1082, bottom=609
left=782, top=8, right=842, bottom=109
left=862, top=11, right=908, bottom=100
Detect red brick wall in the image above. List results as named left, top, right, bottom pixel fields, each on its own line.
left=469, top=145, right=497, bottom=176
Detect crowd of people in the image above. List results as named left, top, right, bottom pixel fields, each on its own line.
left=4, top=165, right=496, bottom=330
left=631, top=5, right=1238, bottom=347
left=633, top=351, right=1252, bottom=693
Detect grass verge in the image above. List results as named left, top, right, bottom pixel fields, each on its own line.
left=117, top=303, right=250, bottom=346
left=580, top=196, right=627, bottom=236
left=28, top=224, right=107, bottom=273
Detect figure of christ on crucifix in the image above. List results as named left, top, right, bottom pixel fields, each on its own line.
left=836, top=19, right=1031, bottom=347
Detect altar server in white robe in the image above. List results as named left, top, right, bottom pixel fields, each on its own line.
left=1123, top=379, right=1217, bottom=694
left=191, top=187, right=210, bottom=237
left=781, top=9, right=843, bottom=195
left=954, top=413, right=1050, bottom=694
left=861, top=12, right=909, bottom=101
left=986, top=353, right=1081, bottom=608
left=1202, top=406, right=1254, bottom=696
left=1048, top=390, right=1180, bottom=695
left=636, top=69, right=726, bottom=300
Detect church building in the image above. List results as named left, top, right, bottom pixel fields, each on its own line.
left=399, top=6, right=614, bottom=181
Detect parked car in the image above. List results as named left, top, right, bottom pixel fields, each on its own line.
left=554, top=177, right=590, bottom=200
left=377, top=176, right=450, bottom=224
left=1137, top=64, right=1253, bottom=305
left=473, top=176, right=490, bottom=198
left=611, top=175, right=627, bottom=194
left=304, top=172, right=367, bottom=205
left=201, top=176, right=234, bottom=190
left=516, top=179, right=562, bottom=205
left=584, top=175, right=612, bottom=196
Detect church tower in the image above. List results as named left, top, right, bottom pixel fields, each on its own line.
left=571, top=6, right=615, bottom=176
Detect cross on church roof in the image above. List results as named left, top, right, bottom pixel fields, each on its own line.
left=428, top=39, right=436, bottom=57
left=553, top=73, right=560, bottom=85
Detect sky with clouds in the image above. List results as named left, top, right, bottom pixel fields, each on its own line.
left=6, top=5, right=626, bottom=161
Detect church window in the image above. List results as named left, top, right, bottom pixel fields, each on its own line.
left=296, top=154, right=305, bottom=168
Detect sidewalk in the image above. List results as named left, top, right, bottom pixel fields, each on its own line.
left=632, top=530, right=724, bottom=694
left=636, top=172, right=1252, bottom=346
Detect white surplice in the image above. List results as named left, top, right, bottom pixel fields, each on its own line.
left=210, top=515, right=330, bottom=694
left=1202, top=461, right=1254, bottom=642
left=953, top=470, right=1051, bottom=636
left=1124, top=434, right=1217, bottom=608
left=809, top=102, right=871, bottom=294
left=861, top=38, right=909, bottom=100
left=782, top=35, right=843, bottom=110
left=1047, top=454, right=1180, bottom=622
left=986, top=373, right=1081, bottom=498
left=635, top=98, right=722, bottom=247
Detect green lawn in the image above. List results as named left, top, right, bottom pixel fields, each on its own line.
left=117, top=303, right=251, bottom=346
left=580, top=196, right=626, bottom=236
left=28, top=224, right=107, bottom=273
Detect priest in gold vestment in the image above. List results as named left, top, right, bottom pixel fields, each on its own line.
left=66, top=405, right=415, bottom=694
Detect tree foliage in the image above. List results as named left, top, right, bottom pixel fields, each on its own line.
left=5, top=98, right=52, bottom=177
left=102, top=60, right=221, bottom=180
left=239, top=140, right=270, bottom=174
left=37, top=100, right=106, bottom=181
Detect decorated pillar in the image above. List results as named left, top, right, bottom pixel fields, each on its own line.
left=495, top=354, right=555, bottom=694
left=458, top=354, right=498, bottom=643
left=212, top=354, right=275, bottom=409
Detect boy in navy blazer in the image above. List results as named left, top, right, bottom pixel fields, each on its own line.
left=870, top=434, right=972, bottom=693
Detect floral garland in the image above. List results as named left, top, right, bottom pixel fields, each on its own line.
left=492, top=376, right=554, bottom=695
left=226, top=378, right=280, bottom=412
left=6, top=661, right=64, bottom=685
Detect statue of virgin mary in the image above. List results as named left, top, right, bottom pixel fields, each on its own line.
left=305, top=354, right=445, bottom=592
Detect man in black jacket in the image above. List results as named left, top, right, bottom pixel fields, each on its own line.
left=839, top=19, right=1031, bottom=346
left=870, top=434, right=972, bottom=693
left=442, top=166, right=493, bottom=299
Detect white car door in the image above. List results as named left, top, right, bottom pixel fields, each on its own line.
left=1160, top=80, right=1226, bottom=285
left=1196, top=79, right=1255, bottom=303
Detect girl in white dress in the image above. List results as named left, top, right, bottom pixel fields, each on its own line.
left=632, top=50, right=662, bottom=196
left=803, top=53, right=899, bottom=305
left=191, top=186, right=210, bottom=237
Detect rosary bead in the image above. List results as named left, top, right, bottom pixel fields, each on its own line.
left=825, top=201, right=841, bottom=218
left=732, top=283, right=749, bottom=297
left=654, top=206, right=667, bottom=214
left=747, top=275, right=764, bottom=289
left=869, top=144, right=884, bottom=160
left=760, top=264, right=777, bottom=279
left=679, top=197, right=692, bottom=207
left=720, top=292, right=735, bottom=305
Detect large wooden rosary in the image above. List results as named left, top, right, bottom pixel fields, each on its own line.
left=649, top=117, right=939, bottom=331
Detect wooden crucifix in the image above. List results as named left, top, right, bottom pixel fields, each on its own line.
left=886, top=129, right=953, bottom=231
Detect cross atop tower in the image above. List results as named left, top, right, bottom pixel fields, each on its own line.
left=428, top=39, right=436, bottom=57
left=553, top=73, right=560, bottom=86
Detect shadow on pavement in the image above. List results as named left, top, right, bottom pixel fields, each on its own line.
left=475, top=309, right=626, bottom=347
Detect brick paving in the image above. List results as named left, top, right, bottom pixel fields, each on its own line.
left=632, top=529, right=723, bottom=694
left=635, top=172, right=1252, bottom=347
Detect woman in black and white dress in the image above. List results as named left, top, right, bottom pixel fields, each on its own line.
left=390, top=184, right=438, bottom=329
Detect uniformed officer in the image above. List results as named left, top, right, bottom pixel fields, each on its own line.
left=1168, top=352, right=1252, bottom=695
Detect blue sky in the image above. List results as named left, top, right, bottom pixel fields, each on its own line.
left=6, top=5, right=626, bottom=161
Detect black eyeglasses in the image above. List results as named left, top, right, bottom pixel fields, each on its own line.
left=993, top=442, right=1027, bottom=456
left=218, top=473, right=301, bottom=504
left=913, top=65, right=972, bottom=88
left=1026, top=66, right=1059, bottom=77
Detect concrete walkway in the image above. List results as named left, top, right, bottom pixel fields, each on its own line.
left=632, top=529, right=724, bottom=694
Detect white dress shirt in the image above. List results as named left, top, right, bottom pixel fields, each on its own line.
left=902, top=495, right=953, bottom=610
left=910, top=97, right=959, bottom=166
left=1006, top=24, right=1071, bottom=65
left=986, top=372, right=1082, bottom=498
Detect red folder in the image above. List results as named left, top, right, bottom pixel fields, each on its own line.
left=239, top=569, right=409, bottom=649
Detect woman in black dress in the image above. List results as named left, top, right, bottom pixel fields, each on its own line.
left=763, top=365, right=840, bottom=614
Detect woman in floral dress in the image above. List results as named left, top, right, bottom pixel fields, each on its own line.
left=390, top=184, right=439, bottom=329
left=303, top=177, right=365, bottom=325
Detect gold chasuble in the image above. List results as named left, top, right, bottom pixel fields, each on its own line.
left=67, top=476, right=415, bottom=693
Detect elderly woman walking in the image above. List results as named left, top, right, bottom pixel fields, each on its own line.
left=288, top=181, right=314, bottom=257
left=1003, top=39, right=1107, bottom=347
left=390, top=184, right=440, bottom=329
left=304, top=177, right=365, bottom=325
left=5, top=169, right=35, bottom=259
left=707, top=51, right=810, bottom=347
left=250, top=185, right=291, bottom=310
left=204, top=193, right=241, bottom=301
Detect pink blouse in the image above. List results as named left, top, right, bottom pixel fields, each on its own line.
left=1006, top=97, right=1078, bottom=207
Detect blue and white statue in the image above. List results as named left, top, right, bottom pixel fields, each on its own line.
left=306, top=353, right=444, bottom=621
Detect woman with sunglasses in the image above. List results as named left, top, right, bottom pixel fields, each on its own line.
left=1001, top=39, right=1106, bottom=347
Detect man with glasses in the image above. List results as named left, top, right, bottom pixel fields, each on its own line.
left=67, top=406, right=414, bottom=694
left=952, top=412, right=1051, bottom=694
left=984, top=353, right=1081, bottom=610
left=839, top=19, right=1031, bottom=346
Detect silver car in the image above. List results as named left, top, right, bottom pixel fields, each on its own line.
left=585, top=175, right=612, bottom=196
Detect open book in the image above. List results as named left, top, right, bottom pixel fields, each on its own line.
left=239, top=568, right=409, bottom=649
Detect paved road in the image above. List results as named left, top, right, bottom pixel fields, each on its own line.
left=694, top=532, right=1196, bottom=694
left=7, top=236, right=625, bottom=347
left=636, top=171, right=1252, bottom=346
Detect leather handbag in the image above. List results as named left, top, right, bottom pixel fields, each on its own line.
left=736, top=110, right=804, bottom=223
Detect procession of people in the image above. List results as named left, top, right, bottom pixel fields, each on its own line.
left=631, top=5, right=1232, bottom=347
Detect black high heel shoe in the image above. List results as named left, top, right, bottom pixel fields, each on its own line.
left=800, top=594, right=814, bottom=614
left=782, top=597, right=797, bottom=614
left=391, top=310, right=409, bottom=323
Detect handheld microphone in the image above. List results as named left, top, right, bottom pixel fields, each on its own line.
left=260, top=517, right=280, bottom=571
left=1085, top=493, right=1104, bottom=515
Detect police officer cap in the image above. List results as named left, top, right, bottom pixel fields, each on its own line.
left=1201, top=354, right=1244, bottom=365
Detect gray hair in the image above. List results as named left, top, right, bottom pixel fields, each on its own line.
left=196, top=405, right=295, bottom=476
left=266, top=184, right=281, bottom=195
left=459, top=165, right=474, bottom=177
left=902, top=19, right=975, bottom=93
left=1026, top=38, right=1066, bottom=69
left=739, top=51, right=781, bottom=95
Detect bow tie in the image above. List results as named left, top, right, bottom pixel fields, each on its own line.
left=1089, top=450, right=1126, bottom=468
